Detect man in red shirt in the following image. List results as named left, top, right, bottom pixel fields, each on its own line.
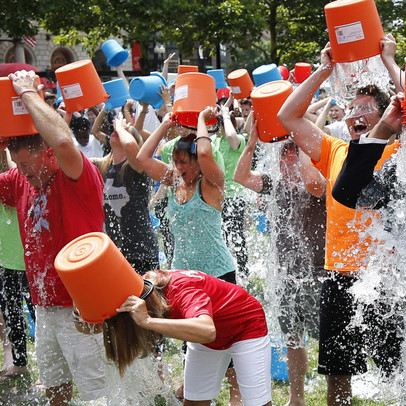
left=0, top=70, right=106, bottom=405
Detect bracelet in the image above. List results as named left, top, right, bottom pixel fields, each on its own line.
left=165, top=103, right=172, bottom=107
left=196, top=136, right=212, bottom=142
left=18, top=89, right=37, bottom=97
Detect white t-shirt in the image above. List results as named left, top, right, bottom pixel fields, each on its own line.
left=326, top=120, right=351, bottom=143
left=73, top=134, right=105, bottom=158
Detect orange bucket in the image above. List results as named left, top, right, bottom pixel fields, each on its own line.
left=172, top=72, right=217, bottom=127
left=227, top=69, right=254, bottom=99
left=325, top=0, right=384, bottom=63
left=55, top=60, right=108, bottom=113
left=54, top=232, right=144, bottom=323
left=177, top=65, right=199, bottom=75
left=251, top=80, right=293, bottom=143
left=0, top=76, right=43, bottom=137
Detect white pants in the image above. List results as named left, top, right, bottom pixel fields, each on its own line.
left=36, top=306, right=107, bottom=401
left=184, top=335, right=272, bottom=406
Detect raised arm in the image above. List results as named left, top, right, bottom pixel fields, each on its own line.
left=116, top=64, right=129, bottom=89
left=91, top=104, right=108, bottom=146
left=234, top=122, right=264, bottom=193
left=278, top=43, right=335, bottom=161
left=134, top=102, right=152, bottom=142
left=219, top=104, right=241, bottom=151
left=305, top=97, right=330, bottom=123
left=9, top=70, right=83, bottom=180
left=380, top=33, right=405, bottom=93
left=197, top=108, right=225, bottom=190
left=161, top=53, right=175, bottom=81
left=136, top=113, right=174, bottom=185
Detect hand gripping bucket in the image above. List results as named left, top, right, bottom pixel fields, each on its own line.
left=54, top=232, right=144, bottom=323
left=251, top=80, right=293, bottom=143
left=206, top=69, right=227, bottom=90
left=252, top=63, right=282, bottom=87
left=172, top=72, right=217, bottom=127
left=177, top=65, right=199, bottom=75
left=227, top=69, right=254, bottom=99
left=55, top=60, right=109, bottom=113
left=103, top=78, right=130, bottom=110
left=129, top=73, right=167, bottom=109
left=101, top=39, right=130, bottom=67
left=0, top=76, right=43, bottom=137
left=324, top=0, right=384, bottom=63
left=293, top=62, right=312, bottom=84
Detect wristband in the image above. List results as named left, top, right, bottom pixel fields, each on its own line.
left=18, top=89, right=37, bottom=97
left=165, top=104, right=172, bottom=107
left=196, top=136, right=212, bottom=142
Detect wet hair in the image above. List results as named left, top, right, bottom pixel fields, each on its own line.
left=70, top=116, right=91, bottom=133
left=240, top=98, right=252, bottom=107
left=356, top=85, right=390, bottom=117
left=7, top=134, right=44, bottom=154
left=172, top=133, right=197, bottom=160
left=103, top=271, right=172, bottom=376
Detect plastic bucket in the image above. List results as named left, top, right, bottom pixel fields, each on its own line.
left=172, top=72, right=217, bottom=127
left=55, top=60, right=109, bottom=113
left=206, top=69, right=227, bottom=90
left=227, top=69, right=254, bottom=99
left=293, top=62, right=311, bottom=84
left=271, top=345, right=289, bottom=381
left=103, top=78, right=130, bottom=110
left=101, top=39, right=129, bottom=67
left=54, top=232, right=144, bottom=323
left=251, top=80, right=293, bottom=143
left=0, top=76, right=43, bottom=137
left=277, top=66, right=290, bottom=81
left=325, top=0, right=384, bottom=63
left=129, top=73, right=167, bottom=109
left=55, top=82, right=63, bottom=106
left=177, top=65, right=199, bottom=75
left=252, top=64, right=282, bottom=87
left=216, top=87, right=230, bottom=100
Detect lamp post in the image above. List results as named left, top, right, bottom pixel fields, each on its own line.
left=153, top=44, right=166, bottom=71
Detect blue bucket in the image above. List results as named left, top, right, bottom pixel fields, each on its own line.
left=207, top=69, right=227, bottom=90
left=55, top=82, right=63, bottom=107
left=252, top=212, right=271, bottom=233
left=271, top=345, right=289, bottom=381
left=23, top=304, right=35, bottom=338
left=252, top=64, right=282, bottom=87
left=101, top=39, right=130, bottom=67
left=129, top=73, right=167, bottom=109
left=103, top=78, right=130, bottom=110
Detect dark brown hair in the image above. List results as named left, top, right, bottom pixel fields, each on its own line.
left=103, top=271, right=172, bottom=376
left=356, top=85, right=390, bottom=117
left=7, top=134, right=43, bottom=154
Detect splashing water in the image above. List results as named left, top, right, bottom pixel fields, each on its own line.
left=327, top=55, right=391, bottom=108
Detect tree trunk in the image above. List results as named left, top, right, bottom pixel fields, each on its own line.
left=14, top=42, right=26, bottom=63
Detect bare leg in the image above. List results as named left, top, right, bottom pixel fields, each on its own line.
left=284, top=346, right=308, bottom=406
left=0, top=310, right=12, bottom=370
left=46, top=381, right=73, bottom=406
left=326, top=375, right=352, bottom=406
left=226, top=366, right=243, bottom=406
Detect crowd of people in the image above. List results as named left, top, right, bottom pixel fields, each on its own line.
left=0, top=31, right=405, bottom=406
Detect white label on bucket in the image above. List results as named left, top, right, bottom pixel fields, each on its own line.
left=174, top=85, right=188, bottom=102
left=335, top=21, right=364, bottom=44
left=231, top=85, right=241, bottom=94
left=61, top=83, right=83, bottom=99
left=12, top=97, right=29, bottom=115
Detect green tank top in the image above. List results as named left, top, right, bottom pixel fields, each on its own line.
left=0, top=205, right=25, bottom=270
left=168, top=179, right=235, bottom=277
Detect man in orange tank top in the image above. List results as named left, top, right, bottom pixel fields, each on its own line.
left=278, top=36, right=404, bottom=406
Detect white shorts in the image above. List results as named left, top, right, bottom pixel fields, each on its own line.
left=36, top=306, right=107, bottom=401
left=184, top=335, right=272, bottom=406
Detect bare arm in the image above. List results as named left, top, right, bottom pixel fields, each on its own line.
left=91, top=105, right=108, bottom=145
left=298, top=149, right=326, bottom=197
left=118, top=295, right=216, bottom=343
left=161, top=52, right=175, bottom=81
left=116, top=65, right=129, bottom=89
left=234, top=121, right=264, bottom=193
left=134, top=103, right=152, bottom=142
left=220, top=105, right=241, bottom=150
left=380, top=33, right=404, bottom=93
left=113, top=118, right=143, bottom=173
left=9, top=70, right=83, bottom=180
left=305, top=97, right=330, bottom=123
left=136, top=114, right=174, bottom=185
left=278, top=43, right=335, bottom=161
left=123, top=99, right=135, bottom=125
left=315, top=98, right=333, bottom=133
left=197, top=108, right=225, bottom=190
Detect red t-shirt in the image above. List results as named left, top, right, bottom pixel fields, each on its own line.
left=165, top=270, right=268, bottom=350
left=0, top=155, right=104, bottom=306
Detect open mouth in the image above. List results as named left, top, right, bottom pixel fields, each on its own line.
left=353, top=123, right=367, bottom=134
